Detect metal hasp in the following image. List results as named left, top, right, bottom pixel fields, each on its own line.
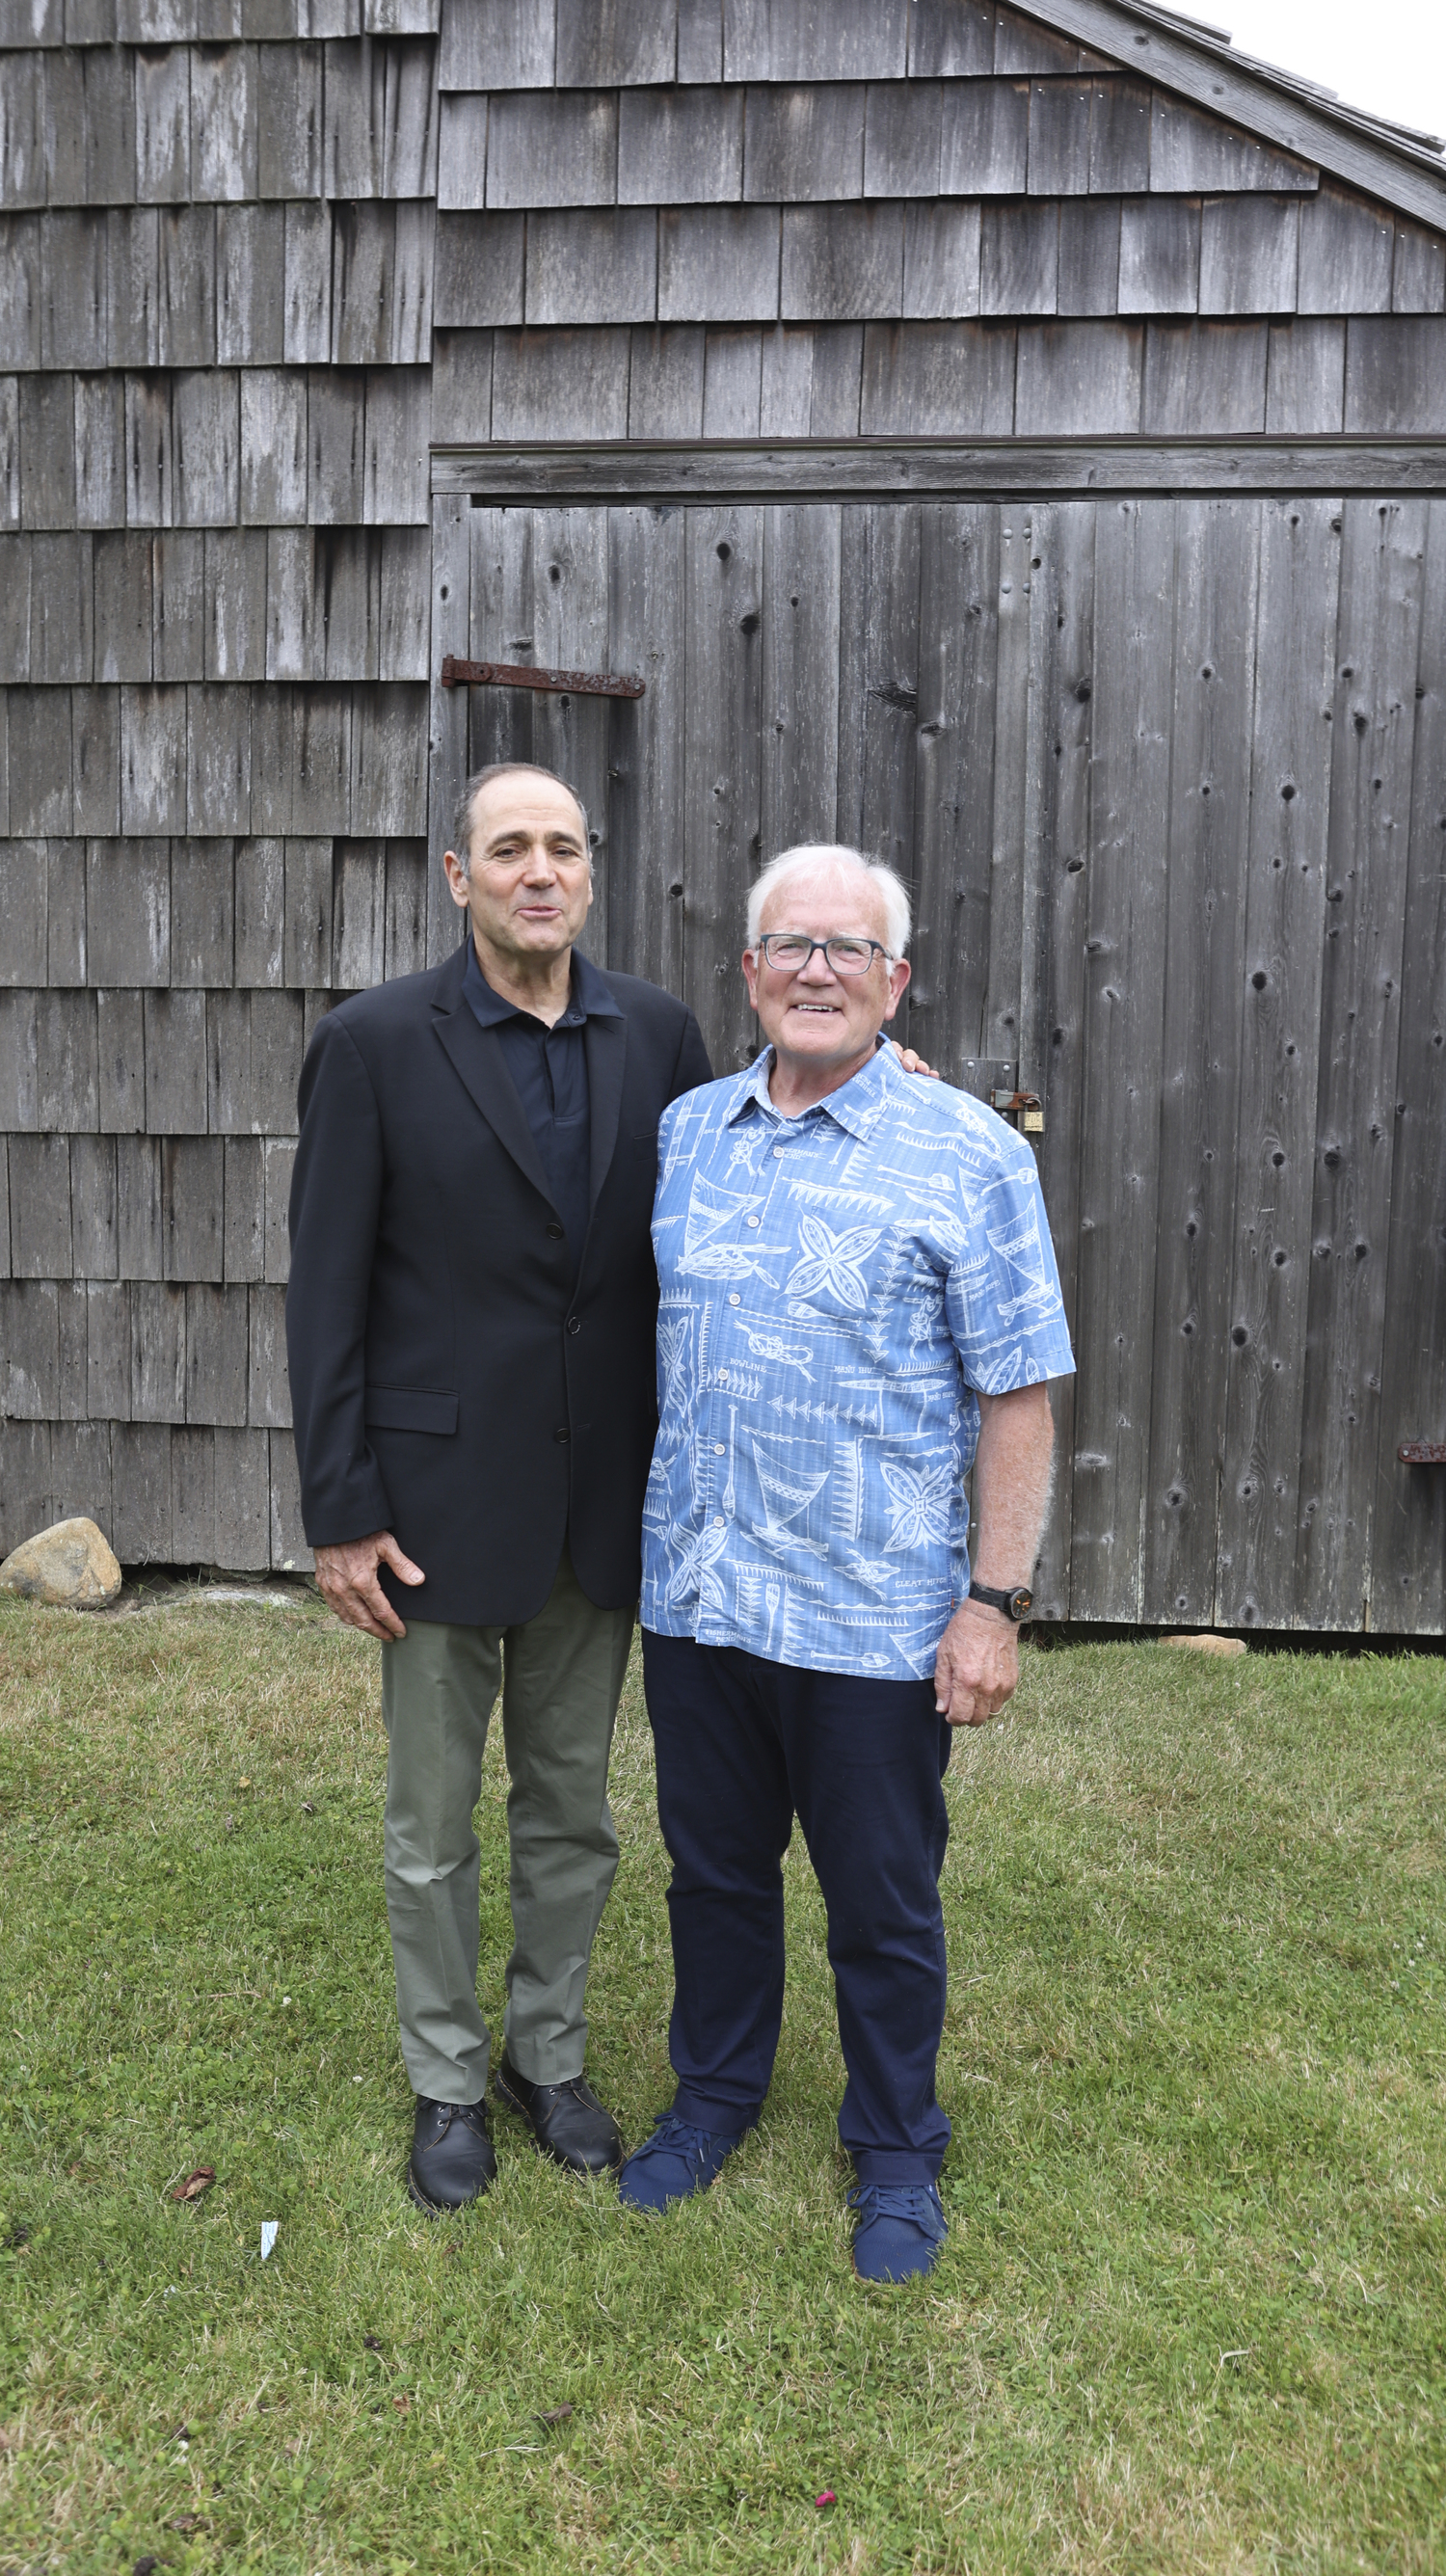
left=1398, top=1442, right=1446, bottom=1464
left=992, top=1087, right=1045, bottom=1136
left=440, top=654, right=646, bottom=699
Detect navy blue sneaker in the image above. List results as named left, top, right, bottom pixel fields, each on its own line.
left=848, top=2182, right=948, bottom=2282
left=617, top=2112, right=747, bottom=2211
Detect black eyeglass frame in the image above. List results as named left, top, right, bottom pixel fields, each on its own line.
left=753, top=933, right=894, bottom=976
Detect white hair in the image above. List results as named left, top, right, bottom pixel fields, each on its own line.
left=745, top=844, right=912, bottom=957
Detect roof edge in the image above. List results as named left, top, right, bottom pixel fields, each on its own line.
left=1022, top=0, right=1446, bottom=229
left=1135, top=2, right=1446, bottom=153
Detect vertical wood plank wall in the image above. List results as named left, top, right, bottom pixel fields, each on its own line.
left=435, top=489, right=1446, bottom=1633
left=0, top=0, right=1443, bottom=1629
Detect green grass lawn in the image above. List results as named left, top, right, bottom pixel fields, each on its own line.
left=0, top=1594, right=1442, bottom=2574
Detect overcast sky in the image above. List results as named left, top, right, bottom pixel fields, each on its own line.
left=1213, top=0, right=1446, bottom=144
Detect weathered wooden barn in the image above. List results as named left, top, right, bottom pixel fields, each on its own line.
left=1, top=0, right=1443, bottom=1630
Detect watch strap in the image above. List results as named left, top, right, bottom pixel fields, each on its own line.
left=968, top=1579, right=1032, bottom=1622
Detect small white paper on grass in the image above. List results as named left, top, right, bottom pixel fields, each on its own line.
left=260, top=2221, right=279, bottom=2261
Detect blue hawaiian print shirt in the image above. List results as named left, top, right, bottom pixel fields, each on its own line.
left=639, top=1041, right=1076, bottom=1681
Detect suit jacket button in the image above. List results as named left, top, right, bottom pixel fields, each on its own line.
left=547, top=1221, right=564, bottom=1239
left=567, top=1315, right=581, bottom=1334
left=554, top=1427, right=570, bottom=1443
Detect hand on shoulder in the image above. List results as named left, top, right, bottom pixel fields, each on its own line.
left=890, top=1042, right=940, bottom=1079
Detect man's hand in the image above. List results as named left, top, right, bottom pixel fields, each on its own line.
left=938, top=1381, right=1056, bottom=1722
left=932, top=1597, right=1019, bottom=1727
left=890, top=1041, right=939, bottom=1079
left=313, top=1531, right=425, bottom=1642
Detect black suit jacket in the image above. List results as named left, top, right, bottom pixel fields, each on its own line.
left=285, top=942, right=712, bottom=1625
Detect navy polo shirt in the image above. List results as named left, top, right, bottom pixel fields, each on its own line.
left=462, top=940, right=623, bottom=1276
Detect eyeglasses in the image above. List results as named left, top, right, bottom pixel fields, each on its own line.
left=755, top=933, right=891, bottom=976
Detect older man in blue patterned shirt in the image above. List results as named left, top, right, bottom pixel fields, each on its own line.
left=618, top=843, right=1075, bottom=2282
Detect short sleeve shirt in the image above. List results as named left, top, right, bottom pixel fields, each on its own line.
left=638, top=1042, right=1076, bottom=1681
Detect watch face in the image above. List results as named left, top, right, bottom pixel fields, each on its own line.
left=1007, top=1587, right=1033, bottom=1620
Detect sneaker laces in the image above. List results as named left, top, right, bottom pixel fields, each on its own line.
left=644, top=2113, right=736, bottom=2170
left=847, top=2182, right=947, bottom=2241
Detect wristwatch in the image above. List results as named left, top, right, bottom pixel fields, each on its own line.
left=968, top=1580, right=1033, bottom=1622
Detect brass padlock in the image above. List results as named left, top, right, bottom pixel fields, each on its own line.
left=990, top=1087, right=1044, bottom=1136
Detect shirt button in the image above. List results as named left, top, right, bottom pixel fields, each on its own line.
left=713, top=1515, right=725, bottom=1528
left=746, top=1215, right=760, bottom=1228
left=553, top=1427, right=570, bottom=1444
left=728, top=1292, right=740, bottom=1306
left=546, top=1221, right=564, bottom=1241
left=567, top=1315, right=580, bottom=1334
left=772, top=1145, right=785, bottom=1159
left=713, top=1443, right=725, bottom=1455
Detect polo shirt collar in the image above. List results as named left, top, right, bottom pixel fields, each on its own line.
left=569, top=948, right=625, bottom=1019
left=462, top=938, right=623, bottom=1027
left=727, top=1034, right=897, bottom=1140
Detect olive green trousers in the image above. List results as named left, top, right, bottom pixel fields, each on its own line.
left=379, top=1549, right=635, bottom=2106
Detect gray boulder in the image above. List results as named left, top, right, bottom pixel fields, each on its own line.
left=0, top=1516, right=122, bottom=1609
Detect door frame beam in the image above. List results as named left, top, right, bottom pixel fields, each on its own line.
left=432, top=438, right=1446, bottom=505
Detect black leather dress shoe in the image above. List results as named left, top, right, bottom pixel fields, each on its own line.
left=495, top=2057, right=624, bottom=2176
left=407, top=2096, right=496, bottom=2214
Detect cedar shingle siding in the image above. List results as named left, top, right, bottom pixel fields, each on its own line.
left=2, top=0, right=1444, bottom=1630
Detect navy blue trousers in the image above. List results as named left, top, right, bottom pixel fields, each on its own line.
left=641, top=1631, right=953, bottom=2186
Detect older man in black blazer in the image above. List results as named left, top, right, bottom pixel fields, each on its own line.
left=286, top=762, right=710, bottom=2213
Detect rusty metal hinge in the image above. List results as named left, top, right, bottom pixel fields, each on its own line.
left=1398, top=1441, right=1446, bottom=1464
left=441, top=654, right=645, bottom=699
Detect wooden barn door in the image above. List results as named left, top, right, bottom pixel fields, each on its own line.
left=433, top=499, right=1038, bottom=1078
left=430, top=491, right=1446, bottom=1636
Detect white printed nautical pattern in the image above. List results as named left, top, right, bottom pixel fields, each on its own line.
left=640, top=1042, right=1076, bottom=1680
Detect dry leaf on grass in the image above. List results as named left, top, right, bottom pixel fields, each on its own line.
left=392, top=2394, right=412, bottom=2414
left=537, top=2404, right=574, bottom=2427
left=170, top=2167, right=216, bottom=2202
